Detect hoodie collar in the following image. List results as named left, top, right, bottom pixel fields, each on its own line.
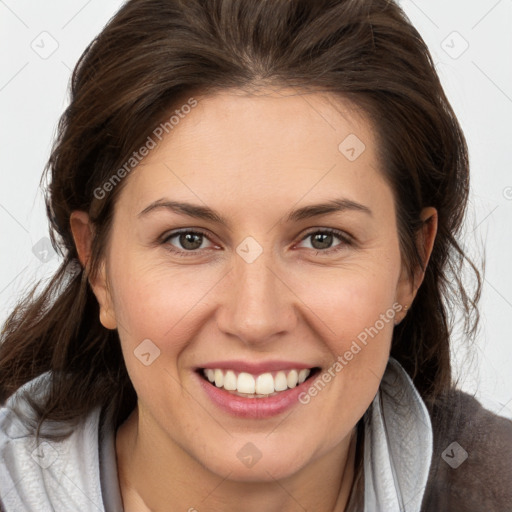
left=362, top=357, right=433, bottom=511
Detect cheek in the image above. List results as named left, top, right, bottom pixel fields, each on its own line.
left=297, top=261, right=400, bottom=345
left=108, top=255, right=220, bottom=353
left=286, top=257, right=402, bottom=416
left=106, top=258, right=219, bottom=413
left=341, top=277, right=397, bottom=344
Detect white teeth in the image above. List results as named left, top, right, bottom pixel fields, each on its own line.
left=298, top=369, right=309, bottom=384
left=203, top=368, right=312, bottom=396
left=223, top=370, right=237, bottom=391
left=237, top=372, right=256, bottom=394
left=274, top=371, right=288, bottom=391
left=255, top=373, right=274, bottom=395
left=214, top=369, right=224, bottom=388
left=287, top=369, right=299, bottom=388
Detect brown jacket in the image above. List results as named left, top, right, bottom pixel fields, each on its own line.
left=421, top=390, right=512, bottom=511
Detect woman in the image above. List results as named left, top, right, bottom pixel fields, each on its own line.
left=1, top=0, right=511, bottom=511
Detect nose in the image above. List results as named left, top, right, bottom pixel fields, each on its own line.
left=215, top=248, right=298, bottom=348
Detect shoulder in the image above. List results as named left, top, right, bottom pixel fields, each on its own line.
left=0, top=374, right=105, bottom=512
left=421, top=388, right=512, bottom=512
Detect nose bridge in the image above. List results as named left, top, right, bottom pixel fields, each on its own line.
left=217, top=242, right=295, bottom=345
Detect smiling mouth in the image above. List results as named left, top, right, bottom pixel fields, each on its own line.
left=197, top=367, right=321, bottom=398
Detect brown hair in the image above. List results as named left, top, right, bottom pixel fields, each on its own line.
left=0, top=0, right=480, bottom=432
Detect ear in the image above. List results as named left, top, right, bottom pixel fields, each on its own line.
left=70, top=211, right=117, bottom=330
left=395, top=207, right=438, bottom=324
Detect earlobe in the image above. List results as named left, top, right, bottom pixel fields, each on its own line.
left=394, top=304, right=409, bottom=326
left=70, top=210, right=117, bottom=330
left=394, top=207, right=438, bottom=324
left=98, top=294, right=118, bottom=330
left=94, top=260, right=118, bottom=330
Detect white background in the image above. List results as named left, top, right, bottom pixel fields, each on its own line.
left=0, top=0, right=511, bottom=418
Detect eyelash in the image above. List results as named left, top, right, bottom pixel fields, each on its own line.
left=160, top=227, right=353, bottom=258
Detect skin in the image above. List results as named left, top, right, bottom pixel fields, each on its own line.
left=71, top=88, right=437, bottom=512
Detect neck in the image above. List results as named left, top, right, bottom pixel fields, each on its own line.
left=115, top=406, right=358, bottom=512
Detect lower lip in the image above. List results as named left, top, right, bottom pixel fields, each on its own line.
left=196, top=371, right=316, bottom=419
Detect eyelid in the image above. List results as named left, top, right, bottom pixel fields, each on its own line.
left=299, top=226, right=353, bottom=242
left=160, top=227, right=213, bottom=242
left=294, top=227, right=354, bottom=253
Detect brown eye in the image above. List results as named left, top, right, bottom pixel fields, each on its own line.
left=178, top=232, right=204, bottom=250
left=296, top=228, right=352, bottom=254
left=310, top=232, right=335, bottom=250
left=162, top=229, right=215, bottom=255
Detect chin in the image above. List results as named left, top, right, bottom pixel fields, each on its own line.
left=190, top=432, right=318, bottom=482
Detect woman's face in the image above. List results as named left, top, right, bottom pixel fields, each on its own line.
left=90, top=88, right=420, bottom=480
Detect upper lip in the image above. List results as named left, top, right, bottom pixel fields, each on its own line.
left=198, top=360, right=317, bottom=374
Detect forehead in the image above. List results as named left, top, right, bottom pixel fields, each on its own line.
left=117, top=88, right=391, bottom=218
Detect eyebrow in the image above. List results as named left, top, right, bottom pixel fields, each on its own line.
left=137, top=197, right=372, bottom=227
